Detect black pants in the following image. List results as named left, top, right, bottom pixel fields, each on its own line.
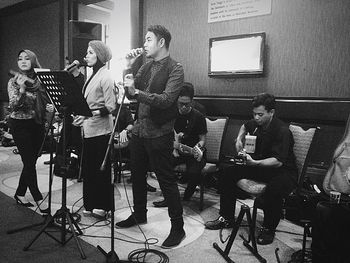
left=219, top=165, right=296, bottom=230
left=130, top=133, right=183, bottom=224
left=173, top=153, right=206, bottom=193
left=82, top=134, right=111, bottom=211
left=312, top=201, right=350, bottom=263
left=10, top=118, right=44, bottom=201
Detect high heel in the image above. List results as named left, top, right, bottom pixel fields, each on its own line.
left=14, top=195, right=34, bottom=207
left=39, top=208, right=50, bottom=214
left=35, top=201, right=50, bottom=215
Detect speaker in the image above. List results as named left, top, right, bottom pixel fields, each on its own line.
left=68, top=21, right=102, bottom=64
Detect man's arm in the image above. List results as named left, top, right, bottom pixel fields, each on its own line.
left=235, top=124, right=246, bottom=152
left=197, top=134, right=206, bottom=148
left=246, top=155, right=282, bottom=168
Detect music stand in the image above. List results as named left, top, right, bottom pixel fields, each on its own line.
left=23, top=71, right=92, bottom=259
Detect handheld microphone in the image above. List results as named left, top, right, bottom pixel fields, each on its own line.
left=125, top=48, right=144, bottom=59
left=64, top=60, right=80, bottom=71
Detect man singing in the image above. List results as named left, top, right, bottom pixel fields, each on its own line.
left=115, top=25, right=185, bottom=248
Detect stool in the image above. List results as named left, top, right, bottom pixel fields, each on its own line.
left=213, top=204, right=266, bottom=263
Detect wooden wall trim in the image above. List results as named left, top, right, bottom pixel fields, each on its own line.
left=195, top=96, right=350, bottom=124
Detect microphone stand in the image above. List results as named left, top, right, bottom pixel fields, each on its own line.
left=97, top=91, right=132, bottom=263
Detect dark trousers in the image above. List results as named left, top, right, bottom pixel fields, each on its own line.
left=130, top=133, right=183, bottom=224
left=82, top=134, right=111, bottom=211
left=219, top=165, right=296, bottom=230
left=312, top=201, right=350, bottom=263
left=173, top=153, right=206, bottom=193
left=10, top=118, right=44, bottom=201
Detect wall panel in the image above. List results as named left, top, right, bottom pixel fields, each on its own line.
left=143, top=0, right=350, bottom=99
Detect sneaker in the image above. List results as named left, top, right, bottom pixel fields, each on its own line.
left=257, top=227, right=275, bottom=245
left=115, top=213, right=147, bottom=228
left=204, top=216, right=233, bottom=230
left=82, top=210, right=92, bottom=217
left=92, top=209, right=107, bottom=219
left=161, top=228, right=186, bottom=248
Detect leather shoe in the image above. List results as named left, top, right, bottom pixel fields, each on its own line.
left=115, top=213, right=147, bottom=228
left=204, top=216, right=234, bottom=230
left=153, top=199, right=167, bottom=207
left=162, top=227, right=186, bottom=248
left=257, top=227, right=275, bottom=245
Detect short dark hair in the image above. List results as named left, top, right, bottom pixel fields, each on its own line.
left=179, top=82, right=194, bottom=99
left=252, top=93, right=276, bottom=111
left=147, top=25, right=172, bottom=49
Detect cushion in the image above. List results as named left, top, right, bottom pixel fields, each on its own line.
left=237, top=179, right=267, bottom=195
left=201, top=163, right=218, bottom=174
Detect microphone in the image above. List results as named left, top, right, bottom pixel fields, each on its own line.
left=125, top=48, right=144, bottom=59
left=64, top=60, right=80, bottom=71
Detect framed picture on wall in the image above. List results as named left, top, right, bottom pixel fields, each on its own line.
left=208, top=32, right=266, bottom=77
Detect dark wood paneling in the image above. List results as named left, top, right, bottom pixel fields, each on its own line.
left=196, top=97, right=350, bottom=123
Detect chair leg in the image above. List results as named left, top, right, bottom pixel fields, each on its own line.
left=213, top=205, right=266, bottom=263
left=199, top=179, right=204, bottom=211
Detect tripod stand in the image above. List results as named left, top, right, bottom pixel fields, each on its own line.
left=22, top=70, right=92, bottom=259
left=7, top=114, right=57, bottom=235
left=97, top=91, right=132, bottom=263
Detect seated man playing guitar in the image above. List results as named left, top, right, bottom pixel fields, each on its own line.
left=153, top=82, right=207, bottom=207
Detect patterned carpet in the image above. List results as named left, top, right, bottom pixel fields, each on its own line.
left=0, top=145, right=308, bottom=262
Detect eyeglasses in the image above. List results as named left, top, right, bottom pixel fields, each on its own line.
left=177, top=102, right=192, bottom=108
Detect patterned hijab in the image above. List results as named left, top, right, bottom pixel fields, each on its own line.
left=17, top=49, right=48, bottom=124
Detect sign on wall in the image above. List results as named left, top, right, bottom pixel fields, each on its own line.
left=208, top=0, right=272, bottom=23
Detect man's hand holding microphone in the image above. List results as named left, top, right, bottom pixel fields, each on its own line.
left=123, top=47, right=143, bottom=97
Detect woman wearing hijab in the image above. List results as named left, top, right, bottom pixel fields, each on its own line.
left=8, top=49, right=54, bottom=213
left=72, top=40, right=116, bottom=218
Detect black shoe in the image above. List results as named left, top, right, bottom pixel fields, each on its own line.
left=153, top=199, right=167, bottom=207
left=44, top=157, right=56, bottom=165
left=257, top=227, right=275, bottom=245
left=39, top=208, right=50, bottom=214
left=204, top=216, right=233, bottom=230
left=147, top=183, right=156, bottom=192
left=115, top=213, right=147, bottom=228
left=14, top=195, right=34, bottom=207
left=162, top=227, right=186, bottom=248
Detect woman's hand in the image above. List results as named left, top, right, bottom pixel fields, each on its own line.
left=72, top=115, right=85, bottom=127
left=92, top=110, right=100, bottom=117
left=15, top=74, right=27, bottom=93
left=46, top=104, right=54, bottom=113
